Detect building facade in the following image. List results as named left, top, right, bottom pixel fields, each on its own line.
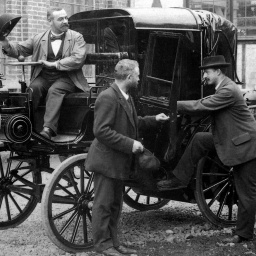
left=0, top=0, right=134, bottom=89
left=185, top=0, right=256, bottom=89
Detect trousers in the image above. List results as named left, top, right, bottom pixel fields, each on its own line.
left=29, top=75, right=77, bottom=135
left=92, top=172, right=123, bottom=252
left=173, top=132, right=256, bottom=239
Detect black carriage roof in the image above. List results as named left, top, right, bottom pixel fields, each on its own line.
left=69, top=7, right=236, bottom=33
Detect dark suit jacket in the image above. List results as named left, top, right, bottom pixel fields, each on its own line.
left=85, top=83, right=157, bottom=180
left=5, top=29, right=88, bottom=92
left=177, top=77, right=256, bottom=166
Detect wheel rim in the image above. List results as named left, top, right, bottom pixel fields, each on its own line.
left=123, top=186, right=169, bottom=211
left=195, top=155, right=237, bottom=226
left=46, top=159, right=94, bottom=250
left=0, top=151, right=40, bottom=229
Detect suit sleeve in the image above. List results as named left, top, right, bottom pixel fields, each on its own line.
left=93, top=93, right=134, bottom=154
left=3, top=38, right=34, bottom=58
left=178, top=86, right=235, bottom=114
left=57, top=33, right=86, bottom=71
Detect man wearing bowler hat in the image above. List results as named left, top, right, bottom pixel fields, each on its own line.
left=157, top=55, right=256, bottom=243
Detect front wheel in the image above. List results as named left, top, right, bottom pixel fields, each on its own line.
left=194, top=154, right=237, bottom=227
left=41, top=153, right=94, bottom=253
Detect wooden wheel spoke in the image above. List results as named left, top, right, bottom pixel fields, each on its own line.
left=207, top=181, right=229, bottom=208
left=203, top=178, right=229, bottom=193
left=206, top=156, right=230, bottom=173
left=4, top=195, right=11, bottom=221
left=52, top=194, right=76, bottom=204
left=80, top=167, right=85, bottom=192
left=202, top=172, right=229, bottom=177
left=56, top=183, right=76, bottom=199
left=216, top=186, right=230, bottom=217
left=52, top=206, right=77, bottom=221
left=70, top=214, right=82, bottom=243
left=59, top=210, right=78, bottom=235
left=67, top=170, right=81, bottom=196
left=9, top=193, right=22, bottom=213
left=82, top=211, right=88, bottom=243
left=85, top=173, right=94, bottom=194
left=0, top=195, right=4, bottom=209
left=12, top=191, right=31, bottom=200
left=0, top=158, right=4, bottom=178
left=135, top=194, right=140, bottom=202
left=125, top=187, right=131, bottom=194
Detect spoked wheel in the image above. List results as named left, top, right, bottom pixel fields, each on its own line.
left=123, top=187, right=170, bottom=211
left=41, top=153, right=94, bottom=253
left=0, top=151, right=41, bottom=229
left=195, top=153, right=237, bottom=227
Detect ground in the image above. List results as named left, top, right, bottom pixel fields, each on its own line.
left=0, top=155, right=256, bottom=256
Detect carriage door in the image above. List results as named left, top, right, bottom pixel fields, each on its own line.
left=139, top=32, right=187, bottom=162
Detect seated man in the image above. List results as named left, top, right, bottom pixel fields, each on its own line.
left=158, top=55, right=256, bottom=244
left=0, top=7, right=88, bottom=139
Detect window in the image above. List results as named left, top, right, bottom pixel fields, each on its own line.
left=50, top=0, right=95, bottom=16
left=188, top=0, right=229, bottom=19
left=236, top=0, right=256, bottom=37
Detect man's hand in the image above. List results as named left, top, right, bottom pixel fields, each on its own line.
left=0, top=37, right=10, bottom=50
left=132, top=140, right=144, bottom=154
left=39, top=60, right=57, bottom=69
left=156, top=113, right=169, bottom=122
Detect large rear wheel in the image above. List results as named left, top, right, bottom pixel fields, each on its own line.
left=123, top=187, right=170, bottom=211
left=0, top=151, right=41, bottom=229
left=41, top=153, right=94, bottom=253
left=195, top=154, right=237, bottom=227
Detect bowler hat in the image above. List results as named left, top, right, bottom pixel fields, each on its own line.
left=137, top=148, right=160, bottom=172
left=0, top=14, right=21, bottom=40
left=199, top=55, right=230, bottom=69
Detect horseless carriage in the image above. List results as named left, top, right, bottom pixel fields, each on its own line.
left=0, top=7, right=247, bottom=253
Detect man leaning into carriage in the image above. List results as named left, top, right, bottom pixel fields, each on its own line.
left=0, top=7, right=89, bottom=139
left=158, top=55, right=256, bottom=243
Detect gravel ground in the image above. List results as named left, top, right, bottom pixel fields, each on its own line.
left=1, top=156, right=256, bottom=256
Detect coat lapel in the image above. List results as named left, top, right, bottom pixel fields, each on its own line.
left=111, top=83, right=136, bottom=129
left=216, top=77, right=231, bottom=93
left=41, top=30, right=50, bottom=57
left=62, top=30, right=71, bottom=57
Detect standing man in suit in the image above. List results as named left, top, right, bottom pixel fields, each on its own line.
left=0, top=7, right=88, bottom=139
left=85, top=59, right=169, bottom=256
left=157, top=55, right=256, bottom=243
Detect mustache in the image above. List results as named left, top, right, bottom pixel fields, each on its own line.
left=62, top=24, right=69, bottom=28
left=201, top=78, right=207, bottom=86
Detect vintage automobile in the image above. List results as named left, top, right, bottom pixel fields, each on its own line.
left=0, top=7, right=244, bottom=253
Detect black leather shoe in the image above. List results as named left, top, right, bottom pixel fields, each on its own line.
left=40, top=127, right=54, bottom=140
left=223, top=235, right=253, bottom=243
left=157, top=177, right=186, bottom=190
left=102, top=247, right=124, bottom=256
left=115, top=245, right=137, bottom=254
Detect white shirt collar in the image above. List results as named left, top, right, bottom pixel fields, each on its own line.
left=215, top=78, right=224, bottom=91
left=119, top=87, right=129, bottom=100
left=51, top=31, right=64, bottom=36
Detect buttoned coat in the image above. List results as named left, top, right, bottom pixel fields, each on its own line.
left=4, top=29, right=88, bottom=92
left=85, top=83, right=157, bottom=180
left=177, top=77, right=256, bottom=166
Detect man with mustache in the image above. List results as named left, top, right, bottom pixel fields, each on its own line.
left=157, top=55, right=256, bottom=243
left=0, top=7, right=88, bottom=139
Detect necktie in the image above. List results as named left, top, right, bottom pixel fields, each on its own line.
left=50, top=33, right=64, bottom=41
